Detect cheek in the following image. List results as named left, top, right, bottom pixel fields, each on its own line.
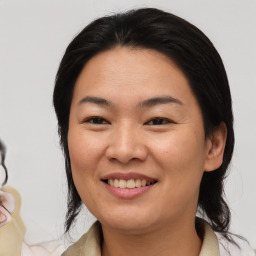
left=68, top=130, right=105, bottom=206
left=154, top=128, right=205, bottom=161
left=152, top=131, right=206, bottom=216
left=152, top=128, right=206, bottom=190
left=68, top=129, right=105, bottom=175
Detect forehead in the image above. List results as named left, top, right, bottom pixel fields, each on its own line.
left=72, top=47, right=196, bottom=106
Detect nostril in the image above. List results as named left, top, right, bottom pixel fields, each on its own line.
left=105, top=140, right=148, bottom=164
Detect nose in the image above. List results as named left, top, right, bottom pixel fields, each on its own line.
left=105, top=122, right=148, bottom=164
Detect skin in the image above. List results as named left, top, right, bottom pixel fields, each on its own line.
left=68, top=47, right=227, bottom=256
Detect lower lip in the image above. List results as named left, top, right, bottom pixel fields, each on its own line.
left=103, top=182, right=155, bottom=199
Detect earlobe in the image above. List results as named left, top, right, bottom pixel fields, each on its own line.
left=204, top=122, right=227, bottom=172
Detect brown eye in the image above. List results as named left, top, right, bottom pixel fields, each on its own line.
left=84, top=117, right=109, bottom=124
left=146, top=118, right=172, bottom=125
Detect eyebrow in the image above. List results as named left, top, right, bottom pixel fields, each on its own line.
left=138, top=96, right=183, bottom=108
left=78, top=95, right=183, bottom=108
left=78, top=96, right=113, bottom=107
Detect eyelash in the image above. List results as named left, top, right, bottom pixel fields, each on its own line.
left=83, top=117, right=173, bottom=125
left=83, top=116, right=109, bottom=124
left=145, top=117, right=173, bottom=125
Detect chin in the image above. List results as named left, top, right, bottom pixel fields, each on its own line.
left=98, top=208, right=157, bottom=234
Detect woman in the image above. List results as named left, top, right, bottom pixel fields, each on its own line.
left=53, top=8, right=254, bottom=256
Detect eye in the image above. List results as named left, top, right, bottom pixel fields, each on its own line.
left=83, top=116, right=109, bottom=124
left=145, top=117, right=173, bottom=125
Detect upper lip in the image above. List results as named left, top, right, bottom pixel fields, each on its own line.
left=101, top=172, right=157, bottom=182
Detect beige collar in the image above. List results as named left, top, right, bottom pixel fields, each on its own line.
left=63, top=221, right=220, bottom=256
left=199, top=222, right=220, bottom=256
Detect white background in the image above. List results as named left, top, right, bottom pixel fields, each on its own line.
left=0, top=0, right=255, bottom=247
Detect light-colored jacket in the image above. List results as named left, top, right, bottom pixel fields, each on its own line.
left=62, top=221, right=224, bottom=256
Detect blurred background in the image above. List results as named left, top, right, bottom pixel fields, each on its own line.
left=0, top=0, right=255, bottom=248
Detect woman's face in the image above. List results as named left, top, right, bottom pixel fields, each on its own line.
left=68, top=47, right=215, bottom=233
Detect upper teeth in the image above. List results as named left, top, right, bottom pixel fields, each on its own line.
left=108, top=179, right=153, bottom=189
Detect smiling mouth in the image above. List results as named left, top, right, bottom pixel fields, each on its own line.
left=103, top=179, right=157, bottom=189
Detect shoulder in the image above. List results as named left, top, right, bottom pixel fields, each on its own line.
left=62, top=221, right=102, bottom=256
left=215, top=232, right=255, bottom=256
left=62, top=233, right=88, bottom=256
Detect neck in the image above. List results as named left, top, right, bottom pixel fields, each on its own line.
left=101, top=219, right=202, bottom=256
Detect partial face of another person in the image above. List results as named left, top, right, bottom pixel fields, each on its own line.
left=68, top=47, right=225, bottom=234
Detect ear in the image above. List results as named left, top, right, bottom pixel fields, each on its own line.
left=204, top=122, right=227, bottom=172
